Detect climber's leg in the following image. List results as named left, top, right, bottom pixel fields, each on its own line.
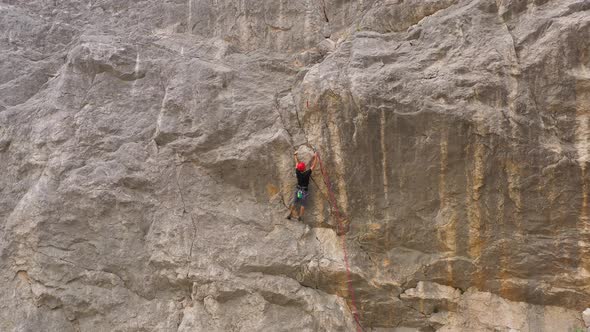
left=297, top=189, right=308, bottom=222
left=298, top=206, right=305, bottom=221
left=287, top=204, right=297, bottom=219
left=288, top=188, right=301, bottom=220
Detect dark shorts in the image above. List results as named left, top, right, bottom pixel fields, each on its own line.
left=293, top=187, right=309, bottom=207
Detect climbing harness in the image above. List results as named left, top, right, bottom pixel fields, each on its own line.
left=295, top=185, right=309, bottom=200
left=296, top=188, right=304, bottom=199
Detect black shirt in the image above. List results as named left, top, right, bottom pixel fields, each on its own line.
left=296, top=169, right=312, bottom=190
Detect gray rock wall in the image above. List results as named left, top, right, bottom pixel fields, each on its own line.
left=1, top=0, right=589, bottom=331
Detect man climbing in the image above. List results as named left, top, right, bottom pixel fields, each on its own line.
left=287, top=150, right=318, bottom=222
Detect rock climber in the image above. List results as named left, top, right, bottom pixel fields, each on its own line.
left=287, top=150, right=318, bottom=222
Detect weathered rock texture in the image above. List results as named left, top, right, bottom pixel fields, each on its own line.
left=1, top=0, right=590, bottom=331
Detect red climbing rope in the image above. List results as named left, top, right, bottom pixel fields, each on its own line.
left=315, top=152, right=363, bottom=332
left=316, top=153, right=348, bottom=234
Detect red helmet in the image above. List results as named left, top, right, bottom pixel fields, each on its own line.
left=296, top=162, right=306, bottom=172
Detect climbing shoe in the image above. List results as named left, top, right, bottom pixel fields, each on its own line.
left=298, top=216, right=303, bottom=222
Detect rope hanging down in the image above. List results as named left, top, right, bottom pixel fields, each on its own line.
left=315, top=152, right=363, bottom=332
left=302, top=99, right=362, bottom=330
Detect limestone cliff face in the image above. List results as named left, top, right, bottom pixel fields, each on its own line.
left=1, top=0, right=590, bottom=331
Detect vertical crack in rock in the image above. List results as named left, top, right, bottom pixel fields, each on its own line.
left=499, top=16, right=520, bottom=68
left=271, top=90, right=301, bottom=210
left=272, top=90, right=295, bottom=144
left=174, top=162, right=198, bottom=279
left=294, top=98, right=308, bottom=140
left=321, top=0, right=330, bottom=23
left=496, top=10, right=523, bottom=151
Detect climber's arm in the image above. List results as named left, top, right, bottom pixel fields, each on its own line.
left=294, top=151, right=300, bottom=164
